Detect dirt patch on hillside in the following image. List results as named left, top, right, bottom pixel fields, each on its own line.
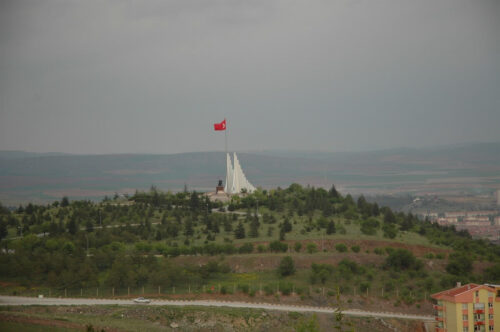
left=0, top=312, right=120, bottom=331
left=171, top=252, right=449, bottom=273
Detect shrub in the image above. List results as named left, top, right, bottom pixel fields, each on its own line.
left=385, top=247, right=395, bottom=255
left=351, top=245, right=360, bottom=253
left=382, top=223, right=397, bottom=238
left=360, top=218, right=379, bottom=235
left=436, top=253, right=445, bottom=259
left=238, top=284, right=249, bottom=294
left=424, top=252, right=435, bottom=259
left=278, top=256, right=296, bottom=277
left=238, top=243, right=253, bottom=254
left=280, top=282, right=294, bottom=295
left=311, top=263, right=334, bottom=284
left=374, top=248, right=384, bottom=255
left=335, top=243, right=348, bottom=253
left=359, top=282, right=370, bottom=293
left=385, top=249, right=422, bottom=271
left=257, top=244, right=266, bottom=253
left=294, top=242, right=302, bottom=252
left=446, top=252, right=473, bottom=275
left=269, top=240, right=288, bottom=253
left=264, top=284, right=274, bottom=296
left=306, top=243, right=318, bottom=254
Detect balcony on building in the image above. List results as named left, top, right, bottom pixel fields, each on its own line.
left=433, top=304, right=443, bottom=310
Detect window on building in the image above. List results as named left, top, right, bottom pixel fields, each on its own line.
left=463, top=303, right=469, bottom=309
left=488, top=292, right=494, bottom=297
left=463, top=327, right=468, bottom=332
left=489, top=303, right=494, bottom=308
left=463, top=314, right=468, bottom=321
left=476, top=291, right=479, bottom=297
left=489, top=326, right=494, bottom=331
left=489, top=314, right=494, bottom=319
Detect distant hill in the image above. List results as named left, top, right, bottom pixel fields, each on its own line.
left=1, top=143, right=499, bottom=205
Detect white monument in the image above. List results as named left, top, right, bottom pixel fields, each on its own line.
left=224, top=153, right=256, bottom=194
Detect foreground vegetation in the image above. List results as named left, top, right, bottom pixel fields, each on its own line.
left=0, top=184, right=499, bottom=309
left=0, top=304, right=426, bottom=332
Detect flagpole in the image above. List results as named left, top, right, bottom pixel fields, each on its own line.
left=225, top=118, right=228, bottom=155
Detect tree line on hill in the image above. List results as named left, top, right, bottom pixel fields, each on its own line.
left=0, top=184, right=499, bottom=293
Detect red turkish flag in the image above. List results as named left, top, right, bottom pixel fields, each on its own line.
left=214, top=119, right=226, bottom=131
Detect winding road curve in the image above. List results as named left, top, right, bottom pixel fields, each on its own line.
left=0, top=295, right=433, bottom=321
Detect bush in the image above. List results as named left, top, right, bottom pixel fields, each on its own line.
left=385, top=249, right=422, bottom=271
left=359, top=282, right=370, bottom=293
left=278, top=256, right=296, bottom=277
left=335, top=243, right=348, bottom=253
left=446, top=252, right=473, bottom=275
left=238, top=284, right=249, bottom=294
left=436, top=253, right=445, bottom=259
left=382, top=223, right=397, bottom=239
left=280, top=282, right=294, bottom=295
left=306, top=243, right=318, bottom=254
left=294, top=242, right=302, bottom=252
left=311, top=263, right=334, bottom=284
left=238, top=243, right=253, bottom=254
left=385, top=247, right=395, bottom=255
left=360, top=218, right=379, bottom=235
left=264, top=284, right=274, bottom=296
left=351, top=245, right=360, bottom=253
left=424, top=252, right=435, bottom=259
left=257, top=244, right=266, bottom=253
left=374, top=248, right=384, bottom=255
left=269, top=240, right=288, bottom=253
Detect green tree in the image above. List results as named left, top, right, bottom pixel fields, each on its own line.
left=67, top=218, right=77, bottom=235
left=446, top=252, right=473, bottom=275
left=382, top=223, right=397, bottom=239
left=294, top=242, right=302, bottom=252
left=184, top=219, right=194, bottom=237
left=61, top=196, right=69, bottom=207
left=360, top=218, right=379, bottom=235
left=326, top=220, right=336, bottom=234
left=234, top=222, right=245, bottom=239
left=384, top=210, right=396, bottom=224
left=306, top=243, right=318, bottom=254
left=249, top=215, right=260, bottom=238
left=0, top=220, right=7, bottom=241
left=385, top=249, right=422, bottom=271
left=278, top=256, right=296, bottom=277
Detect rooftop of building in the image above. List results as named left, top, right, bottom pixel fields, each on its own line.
left=431, top=283, right=495, bottom=303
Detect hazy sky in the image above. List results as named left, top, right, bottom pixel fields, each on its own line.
left=1, top=0, right=499, bottom=154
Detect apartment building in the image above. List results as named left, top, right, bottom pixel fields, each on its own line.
left=432, top=283, right=498, bottom=332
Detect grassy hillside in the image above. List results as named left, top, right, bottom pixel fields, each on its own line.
left=0, top=184, right=498, bottom=318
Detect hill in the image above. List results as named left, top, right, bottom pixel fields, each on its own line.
left=0, top=184, right=498, bottom=322
left=1, top=142, right=500, bottom=205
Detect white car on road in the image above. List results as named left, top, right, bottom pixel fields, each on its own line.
left=133, top=297, right=150, bottom=304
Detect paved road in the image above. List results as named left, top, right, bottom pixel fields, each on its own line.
left=0, top=296, right=433, bottom=321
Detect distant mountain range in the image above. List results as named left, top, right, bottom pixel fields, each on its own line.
left=1, top=143, right=499, bottom=205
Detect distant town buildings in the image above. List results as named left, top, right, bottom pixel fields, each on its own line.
left=423, top=210, right=500, bottom=242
